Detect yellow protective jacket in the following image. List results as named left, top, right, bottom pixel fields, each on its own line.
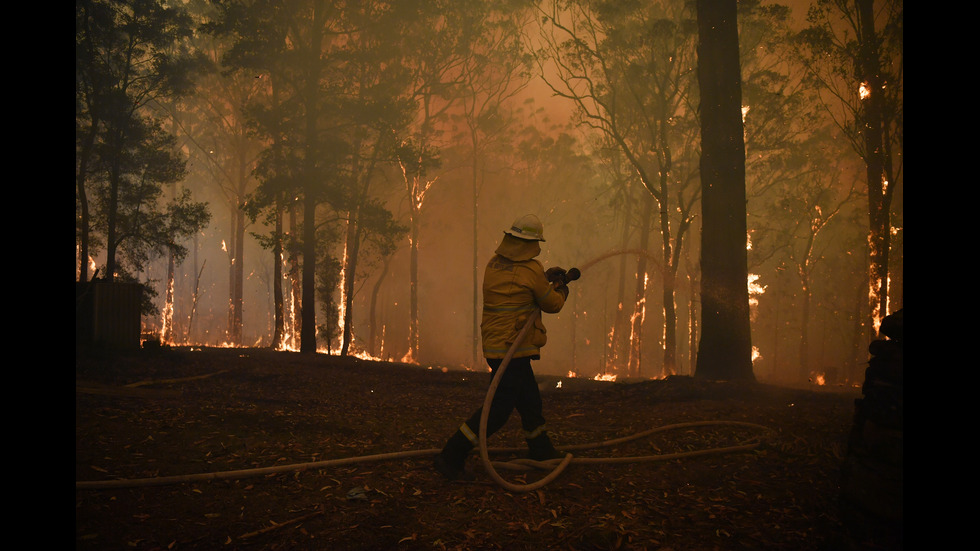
left=481, top=254, right=567, bottom=359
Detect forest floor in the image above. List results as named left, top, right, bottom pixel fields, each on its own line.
left=76, top=346, right=869, bottom=551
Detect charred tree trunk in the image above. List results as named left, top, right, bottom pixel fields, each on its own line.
left=163, top=252, right=176, bottom=343
left=341, top=213, right=362, bottom=357
left=270, top=78, right=286, bottom=351
left=288, top=204, right=302, bottom=349
left=228, top=204, right=245, bottom=345
left=627, top=194, right=654, bottom=378
left=300, top=195, right=317, bottom=353
left=271, top=204, right=285, bottom=349
left=856, top=0, right=893, bottom=335
left=409, top=215, right=420, bottom=362
left=655, top=113, right=680, bottom=378
left=299, top=23, right=324, bottom=354
left=694, top=0, right=754, bottom=381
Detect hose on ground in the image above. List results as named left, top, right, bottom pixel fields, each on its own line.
left=75, top=309, right=770, bottom=492
left=476, top=309, right=768, bottom=492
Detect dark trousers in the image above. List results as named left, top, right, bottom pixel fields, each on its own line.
left=461, top=356, right=546, bottom=441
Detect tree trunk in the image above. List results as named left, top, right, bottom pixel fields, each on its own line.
left=299, top=14, right=324, bottom=354
left=408, top=212, right=420, bottom=362
left=229, top=204, right=245, bottom=344
left=471, top=126, right=481, bottom=369
left=272, top=204, right=284, bottom=350
left=105, top=129, right=123, bottom=283
left=77, top=122, right=98, bottom=283
left=798, top=279, right=811, bottom=381
left=627, top=194, right=654, bottom=378
left=341, top=213, right=362, bottom=357
left=694, top=0, right=754, bottom=381
left=288, top=205, right=302, bottom=349
left=687, top=271, right=698, bottom=375
left=300, top=191, right=317, bottom=353
left=608, top=196, right=633, bottom=372
left=856, top=0, right=892, bottom=335
left=270, top=77, right=285, bottom=350
left=163, top=252, right=176, bottom=343
left=369, top=255, right=391, bottom=357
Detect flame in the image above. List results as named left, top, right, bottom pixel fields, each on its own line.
left=348, top=346, right=384, bottom=362
left=813, top=373, right=826, bottom=386
left=869, top=276, right=884, bottom=333
left=267, top=249, right=301, bottom=352
left=336, top=240, right=349, bottom=350
left=627, top=273, right=649, bottom=376
left=605, top=303, right=622, bottom=371
left=593, top=373, right=617, bottom=382
left=747, top=273, right=766, bottom=309
left=752, top=346, right=762, bottom=364
left=160, top=276, right=175, bottom=344
left=859, top=82, right=870, bottom=100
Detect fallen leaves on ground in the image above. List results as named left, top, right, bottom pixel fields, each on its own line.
left=77, top=347, right=859, bottom=550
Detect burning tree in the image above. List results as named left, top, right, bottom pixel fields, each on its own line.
left=392, top=0, right=510, bottom=364
left=793, top=0, right=903, bottom=336
left=175, top=26, right=269, bottom=346
left=208, top=0, right=424, bottom=355
left=536, top=0, right=701, bottom=378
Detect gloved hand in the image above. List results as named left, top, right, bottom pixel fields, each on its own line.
left=555, top=283, right=569, bottom=298
left=545, top=266, right=567, bottom=283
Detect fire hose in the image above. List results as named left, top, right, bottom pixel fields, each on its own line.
left=475, top=267, right=766, bottom=492
left=75, top=269, right=771, bottom=492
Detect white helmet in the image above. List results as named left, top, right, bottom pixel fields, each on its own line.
left=504, top=214, right=546, bottom=242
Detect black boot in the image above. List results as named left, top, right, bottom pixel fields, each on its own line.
left=434, top=430, right=475, bottom=481
left=526, top=432, right=562, bottom=461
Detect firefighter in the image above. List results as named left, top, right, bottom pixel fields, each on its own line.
left=434, top=214, right=569, bottom=481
